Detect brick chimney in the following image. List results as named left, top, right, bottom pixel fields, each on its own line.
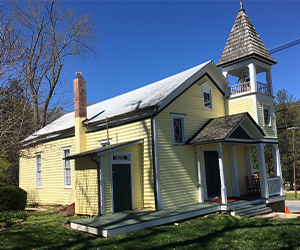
left=74, top=73, right=87, bottom=153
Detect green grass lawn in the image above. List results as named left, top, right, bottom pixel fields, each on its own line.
left=285, top=192, right=300, bottom=200
left=1, top=208, right=300, bottom=250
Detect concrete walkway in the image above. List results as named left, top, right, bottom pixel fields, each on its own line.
left=257, top=212, right=300, bottom=221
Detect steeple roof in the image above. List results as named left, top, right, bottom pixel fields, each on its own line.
left=217, top=9, right=277, bottom=67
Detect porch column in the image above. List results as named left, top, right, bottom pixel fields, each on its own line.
left=217, top=143, right=227, bottom=204
left=245, top=147, right=254, bottom=178
left=272, top=144, right=284, bottom=196
left=248, top=62, right=257, bottom=92
left=256, top=143, right=269, bottom=199
left=229, top=146, right=240, bottom=197
left=99, top=156, right=105, bottom=215
left=195, top=146, right=204, bottom=203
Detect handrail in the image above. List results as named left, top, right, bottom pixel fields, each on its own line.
left=267, top=177, right=281, bottom=196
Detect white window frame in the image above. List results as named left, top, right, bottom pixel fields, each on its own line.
left=172, top=114, right=186, bottom=145
left=99, top=139, right=111, bottom=148
left=263, top=105, right=271, bottom=126
left=35, top=152, right=42, bottom=188
left=202, top=82, right=214, bottom=110
left=62, top=147, right=72, bottom=188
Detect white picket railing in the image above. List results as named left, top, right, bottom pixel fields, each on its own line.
left=228, top=82, right=251, bottom=96
left=228, top=81, right=271, bottom=97
left=267, top=177, right=281, bottom=196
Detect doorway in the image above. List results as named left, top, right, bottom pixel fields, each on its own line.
left=204, top=151, right=221, bottom=198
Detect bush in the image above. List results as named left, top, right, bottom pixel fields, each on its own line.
left=0, top=186, right=27, bottom=211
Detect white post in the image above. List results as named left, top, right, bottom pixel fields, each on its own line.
left=272, top=144, right=284, bottom=196
left=195, top=146, right=204, bottom=202
left=248, top=62, right=257, bottom=92
left=153, top=117, right=162, bottom=211
left=266, top=68, right=273, bottom=96
left=256, top=143, right=269, bottom=199
left=245, top=147, right=254, bottom=178
left=229, top=146, right=240, bottom=197
left=217, top=143, right=227, bottom=204
left=100, top=156, right=105, bottom=215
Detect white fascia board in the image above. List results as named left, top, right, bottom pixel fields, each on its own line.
left=157, top=61, right=228, bottom=113
left=96, top=140, right=144, bottom=157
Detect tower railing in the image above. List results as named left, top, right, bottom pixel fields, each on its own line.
left=228, top=81, right=271, bottom=97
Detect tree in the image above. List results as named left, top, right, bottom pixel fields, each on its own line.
left=275, top=89, right=300, bottom=188
left=11, top=0, right=99, bottom=131
left=0, top=80, right=34, bottom=185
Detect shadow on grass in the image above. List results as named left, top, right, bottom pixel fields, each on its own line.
left=2, top=213, right=300, bottom=250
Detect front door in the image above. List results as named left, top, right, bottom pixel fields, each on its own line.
left=112, top=164, right=132, bottom=213
left=204, top=151, right=221, bottom=198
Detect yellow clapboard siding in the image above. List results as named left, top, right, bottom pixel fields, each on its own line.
left=235, top=147, right=248, bottom=195
left=257, top=97, right=277, bottom=138
left=156, top=76, right=226, bottom=209
left=85, top=119, right=155, bottom=210
left=19, top=137, right=76, bottom=205
left=228, top=96, right=255, bottom=118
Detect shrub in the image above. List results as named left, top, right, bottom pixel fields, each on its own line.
left=0, top=186, right=27, bottom=211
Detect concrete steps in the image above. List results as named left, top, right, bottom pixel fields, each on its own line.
left=230, top=203, right=272, bottom=218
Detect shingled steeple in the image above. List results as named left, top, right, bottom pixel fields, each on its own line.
left=217, top=5, right=276, bottom=67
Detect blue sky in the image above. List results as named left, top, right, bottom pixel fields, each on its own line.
left=16, top=1, right=300, bottom=110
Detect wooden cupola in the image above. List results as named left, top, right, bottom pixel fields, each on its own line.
left=217, top=1, right=276, bottom=98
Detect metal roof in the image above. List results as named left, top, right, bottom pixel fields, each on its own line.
left=25, top=60, right=220, bottom=141
left=217, top=9, right=276, bottom=67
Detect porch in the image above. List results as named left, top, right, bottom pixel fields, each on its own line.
left=70, top=195, right=283, bottom=237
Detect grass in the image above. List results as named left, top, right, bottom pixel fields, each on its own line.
left=1, top=208, right=300, bottom=249
left=285, top=192, right=300, bottom=200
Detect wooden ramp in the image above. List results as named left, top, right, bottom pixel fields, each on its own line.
left=71, top=202, right=221, bottom=237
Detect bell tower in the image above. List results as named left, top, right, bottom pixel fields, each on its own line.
left=217, top=1, right=277, bottom=139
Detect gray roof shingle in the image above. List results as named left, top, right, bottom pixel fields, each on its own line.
left=217, top=10, right=276, bottom=67
left=187, top=112, right=264, bottom=144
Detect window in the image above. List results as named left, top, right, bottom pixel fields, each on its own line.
left=172, top=114, right=186, bottom=145
left=35, top=153, right=42, bottom=188
left=202, top=83, right=213, bottom=110
left=263, top=106, right=271, bottom=126
left=62, top=148, right=72, bottom=188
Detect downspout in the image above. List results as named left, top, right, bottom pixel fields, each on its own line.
left=90, top=155, right=102, bottom=216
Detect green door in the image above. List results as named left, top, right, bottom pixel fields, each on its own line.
left=204, top=151, right=221, bottom=198
left=112, top=164, right=132, bottom=213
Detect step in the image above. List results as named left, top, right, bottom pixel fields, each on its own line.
left=238, top=207, right=272, bottom=218
left=230, top=203, right=266, bottom=216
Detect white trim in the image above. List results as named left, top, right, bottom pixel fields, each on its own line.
left=35, top=152, right=42, bottom=189
left=195, top=146, right=204, bottom=203
left=96, top=140, right=143, bottom=157
left=256, top=92, right=274, bottom=101
left=266, top=195, right=286, bottom=204
left=253, top=94, right=260, bottom=124
left=100, top=156, right=105, bottom=215
left=263, top=105, right=271, bottom=127
left=202, top=83, right=213, bottom=110
left=110, top=151, right=134, bottom=214
left=217, top=143, right=227, bottom=204
left=256, top=143, right=269, bottom=199
left=62, top=147, right=72, bottom=189
left=171, top=114, right=186, bottom=145
left=153, top=117, right=162, bottom=210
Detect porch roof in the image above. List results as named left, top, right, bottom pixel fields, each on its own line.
left=66, top=139, right=143, bottom=160
left=187, top=112, right=265, bottom=145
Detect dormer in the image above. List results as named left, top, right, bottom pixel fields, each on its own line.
left=217, top=3, right=276, bottom=99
